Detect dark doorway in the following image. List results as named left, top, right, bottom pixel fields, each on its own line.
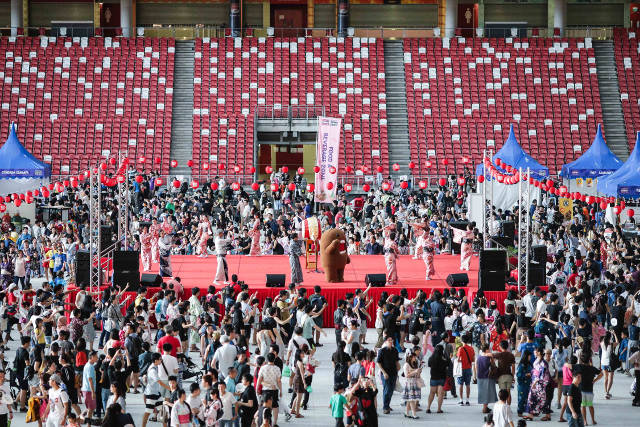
left=100, top=3, right=121, bottom=37
left=271, top=5, right=306, bottom=37
left=457, top=3, right=477, bottom=38
left=276, top=145, right=304, bottom=173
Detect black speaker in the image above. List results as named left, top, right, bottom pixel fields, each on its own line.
left=446, top=273, right=469, bottom=287
left=500, top=221, right=515, bottom=240
left=480, top=249, right=507, bottom=270
left=101, top=225, right=113, bottom=250
left=531, top=245, right=547, bottom=265
left=140, top=273, right=163, bottom=287
left=75, top=250, right=90, bottom=286
left=489, top=236, right=513, bottom=248
left=479, top=270, right=506, bottom=291
left=112, top=270, right=140, bottom=290
left=113, top=250, right=140, bottom=272
left=265, top=274, right=286, bottom=287
left=365, top=274, right=386, bottom=287
left=527, top=264, right=546, bottom=287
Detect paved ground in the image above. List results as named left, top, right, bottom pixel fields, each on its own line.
left=5, top=326, right=639, bottom=427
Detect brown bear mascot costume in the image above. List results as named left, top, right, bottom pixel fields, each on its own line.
left=320, top=228, right=350, bottom=282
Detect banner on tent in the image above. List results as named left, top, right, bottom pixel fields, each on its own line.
left=559, top=198, right=573, bottom=220
left=576, top=178, right=583, bottom=187
left=586, top=178, right=594, bottom=188
left=618, top=186, right=640, bottom=197
left=314, top=117, right=341, bottom=203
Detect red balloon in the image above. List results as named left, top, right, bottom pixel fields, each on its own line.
left=187, top=160, right=194, bottom=168
left=218, top=163, right=226, bottom=171
left=546, top=179, right=554, bottom=188
left=345, top=166, right=353, bottom=173
left=0, top=205, right=5, bottom=213
left=265, top=166, right=274, bottom=174
left=615, top=205, right=622, bottom=215
left=116, top=175, right=125, bottom=184
left=400, top=181, right=409, bottom=189
left=135, top=175, right=144, bottom=183
left=234, top=165, right=242, bottom=173
left=313, top=166, right=320, bottom=173
left=210, top=182, right=219, bottom=191
left=191, top=180, right=199, bottom=189
left=495, top=158, right=503, bottom=167
left=327, top=182, right=334, bottom=190
left=362, top=184, right=370, bottom=192
left=306, top=183, right=315, bottom=192
left=620, top=200, right=626, bottom=209
left=418, top=180, right=428, bottom=189
left=392, top=163, right=400, bottom=171
left=270, top=183, right=278, bottom=192
left=26, top=196, right=33, bottom=204
left=497, top=175, right=505, bottom=183
left=155, top=158, right=161, bottom=165
left=288, top=182, right=296, bottom=191
left=249, top=167, right=256, bottom=174
left=344, top=183, right=353, bottom=192
left=202, top=162, right=210, bottom=170
left=155, top=178, right=164, bottom=186
left=549, top=187, right=556, bottom=195
left=231, top=182, right=241, bottom=191
left=18, top=193, right=25, bottom=201
left=48, top=183, right=55, bottom=190
left=170, top=160, right=178, bottom=168
left=438, top=178, right=446, bottom=186
left=14, top=200, right=21, bottom=207
left=376, top=165, right=384, bottom=173
left=457, top=177, right=466, bottom=186
left=281, top=166, right=289, bottom=174
left=425, top=160, right=433, bottom=168
left=587, top=196, right=596, bottom=204
left=327, top=166, right=336, bottom=174
left=408, top=161, right=416, bottom=170
left=172, top=180, right=180, bottom=188
left=580, top=195, right=587, bottom=202
left=559, top=186, right=568, bottom=195
left=361, top=165, right=368, bottom=173
left=442, top=159, right=449, bottom=166
left=71, top=179, right=78, bottom=188
left=297, top=167, right=305, bottom=175
left=34, top=190, right=40, bottom=196
left=381, top=182, right=390, bottom=191
left=628, top=209, right=635, bottom=217
left=109, top=158, right=117, bottom=166
left=599, top=201, right=608, bottom=210
left=100, top=162, right=107, bottom=171
left=251, top=182, right=259, bottom=191
left=478, top=175, right=485, bottom=183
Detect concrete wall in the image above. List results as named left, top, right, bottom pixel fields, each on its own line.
left=29, top=1, right=93, bottom=26
left=484, top=3, right=548, bottom=28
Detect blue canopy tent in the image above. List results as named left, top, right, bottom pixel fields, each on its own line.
left=475, top=124, right=549, bottom=179
left=559, top=124, right=623, bottom=179
left=0, top=123, right=51, bottom=195
left=598, top=132, right=640, bottom=198
left=474, top=125, right=548, bottom=210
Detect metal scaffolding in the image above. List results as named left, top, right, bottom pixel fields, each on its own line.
left=117, top=152, right=130, bottom=249
left=482, top=149, right=494, bottom=249
left=88, top=165, right=102, bottom=293
left=516, top=167, right=532, bottom=294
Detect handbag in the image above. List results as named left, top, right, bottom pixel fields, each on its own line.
left=453, top=359, right=463, bottom=377
left=488, top=358, right=501, bottom=381
left=282, top=365, right=291, bottom=377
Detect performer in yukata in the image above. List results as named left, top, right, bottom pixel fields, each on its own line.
left=149, top=218, right=162, bottom=264
left=214, top=229, right=231, bottom=284
left=140, top=226, right=152, bottom=271
left=161, top=214, right=174, bottom=234
left=411, top=219, right=427, bottom=260
left=196, top=215, right=213, bottom=257
left=384, top=231, right=399, bottom=286
left=157, top=229, right=173, bottom=277
left=423, top=230, right=437, bottom=280
left=289, top=233, right=304, bottom=285
left=248, top=214, right=262, bottom=256
left=460, top=224, right=474, bottom=271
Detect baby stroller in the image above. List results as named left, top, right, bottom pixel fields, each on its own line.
left=177, top=353, right=202, bottom=387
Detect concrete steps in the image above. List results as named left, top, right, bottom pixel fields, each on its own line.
left=169, top=40, right=196, bottom=176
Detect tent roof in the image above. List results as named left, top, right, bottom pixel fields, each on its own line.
left=597, top=132, right=640, bottom=197
left=559, top=124, right=623, bottom=178
left=475, top=124, right=549, bottom=178
left=0, top=123, right=51, bottom=179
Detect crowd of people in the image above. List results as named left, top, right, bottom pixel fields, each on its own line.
left=0, top=168, right=638, bottom=427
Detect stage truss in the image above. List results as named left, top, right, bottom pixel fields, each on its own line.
left=88, top=165, right=102, bottom=293
left=517, top=168, right=532, bottom=294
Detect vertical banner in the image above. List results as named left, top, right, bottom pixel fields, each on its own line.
left=559, top=197, right=573, bottom=220
left=314, top=117, right=341, bottom=202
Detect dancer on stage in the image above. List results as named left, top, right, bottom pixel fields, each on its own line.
left=158, top=229, right=173, bottom=277
left=289, top=233, right=303, bottom=285
left=384, top=231, right=399, bottom=285
left=249, top=213, right=262, bottom=256
left=423, top=230, right=436, bottom=280
left=196, top=214, right=213, bottom=257
left=161, top=214, right=174, bottom=234
left=140, top=225, right=152, bottom=272
left=460, top=224, right=474, bottom=271
left=411, top=217, right=428, bottom=259
left=214, top=229, right=231, bottom=284
left=149, top=218, right=161, bottom=264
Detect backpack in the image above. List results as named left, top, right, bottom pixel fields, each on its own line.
left=409, top=312, right=423, bottom=336
left=310, top=294, right=325, bottom=313
left=595, top=294, right=608, bottom=315
left=128, top=334, right=143, bottom=358
left=452, top=316, right=464, bottom=335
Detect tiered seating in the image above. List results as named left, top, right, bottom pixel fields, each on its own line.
left=613, top=29, right=640, bottom=147
left=0, top=36, right=174, bottom=175
left=193, top=37, right=388, bottom=173
left=404, top=37, right=603, bottom=174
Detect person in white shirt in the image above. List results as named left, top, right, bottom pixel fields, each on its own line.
left=186, top=383, right=205, bottom=424
left=218, top=381, right=237, bottom=426
left=44, top=374, right=69, bottom=427
left=159, top=343, right=179, bottom=398
left=0, top=371, right=13, bottom=427
left=492, top=389, right=514, bottom=427
left=213, top=336, right=238, bottom=380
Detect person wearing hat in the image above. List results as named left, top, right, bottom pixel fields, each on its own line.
left=43, top=374, right=69, bottom=427
left=214, top=229, right=231, bottom=285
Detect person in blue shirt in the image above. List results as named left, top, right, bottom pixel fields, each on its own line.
left=15, top=228, right=31, bottom=250
left=155, top=290, right=167, bottom=322
left=518, top=329, right=538, bottom=366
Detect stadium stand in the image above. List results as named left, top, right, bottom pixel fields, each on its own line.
left=403, top=37, right=603, bottom=175
left=613, top=29, right=640, bottom=149
left=193, top=36, right=388, bottom=174
left=0, top=36, right=174, bottom=175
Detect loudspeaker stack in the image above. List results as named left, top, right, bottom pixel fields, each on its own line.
left=479, top=249, right=506, bottom=291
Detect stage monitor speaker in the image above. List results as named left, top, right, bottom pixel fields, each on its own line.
left=480, top=249, right=507, bottom=270
left=479, top=270, right=506, bottom=291
left=446, top=273, right=469, bottom=287
left=489, top=237, right=512, bottom=249
left=500, top=221, right=515, bottom=240
left=112, top=270, right=140, bottom=290
left=265, top=274, right=286, bottom=288
left=527, top=264, right=546, bottom=287
left=140, top=273, right=163, bottom=287
left=365, top=274, right=386, bottom=287
left=531, top=245, right=547, bottom=265
left=100, top=226, right=113, bottom=250
left=113, top=250, right=140, bottom=272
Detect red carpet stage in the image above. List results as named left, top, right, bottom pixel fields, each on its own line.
left=69, top=254, right=509, bottom=326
